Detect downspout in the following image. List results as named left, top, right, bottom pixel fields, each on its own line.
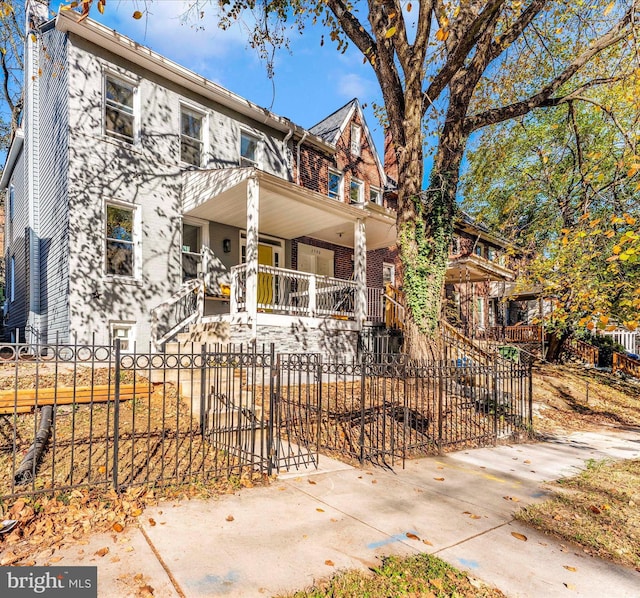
left=282, top=124, right=293, bottom=180
left=296, top=131, right=308, bottom=185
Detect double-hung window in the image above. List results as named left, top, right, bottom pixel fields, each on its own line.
left=349, top=178, right=364, bottom=204
left=240, top=131, right=260, bottom=166
left=106, top=204, right=135, bottom=277
left=350, top=124, right=361, bottom=157
left=328, top=169, right=343, bottom=200
left=180, top=108, right=204, bottom=166
left=105, top=75, right=136, bottom=144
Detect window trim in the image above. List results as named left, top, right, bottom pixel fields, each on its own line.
left=179, top=103, right=207, bottom=167
left=109, top=321, right=136, bottom=353
left=103, top=70, right=139, bottom=145
left=349, top=177, right=364, bottom=204
left=104, top=200, right=140, bottom=280
left=328, top=168, right=343, bottom=201
left=382, top=261, right=395, bottom=286
left=369, top=185, right=382, bottom=205
left=474, top=242, right=484, bottom=258
left=182, top=216, right=210, bottom=281
left=350, top=123, right=361, bottom=157
left=239, top=129, right=261, bottom=168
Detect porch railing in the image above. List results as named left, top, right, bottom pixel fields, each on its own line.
left=612, top=351, right=640, bottom=378
left=485, top=325, right=543, bottom=343
left=231, top=264, right=360, bottom=319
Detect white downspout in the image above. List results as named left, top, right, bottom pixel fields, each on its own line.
left=296, top=132, right=308, bottom=185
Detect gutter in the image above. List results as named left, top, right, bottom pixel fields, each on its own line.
left=0, top=129, right=24, bottom=190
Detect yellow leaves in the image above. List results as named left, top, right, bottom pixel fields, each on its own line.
left=435, top=28, right=450, bottom=42
left=613, top=245, right=622, bottom=255
left=97, top=0, right=105, bottom=15
left=604, top=1, right=615, bottom=16
left=624, top=320, right=638, bottom=331
left=132, top=10, right=143, bottom=20
left=385, top=26, right=397, bottom=39
left=406, top=3, right=412, bottom=12
left=511, top=531, right=528, bottom=541
left=0, top=1, right=14, bottom=18
left=627, top=163, right=640, bottom=178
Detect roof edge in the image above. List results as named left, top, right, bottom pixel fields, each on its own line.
left=0, top=129, right=25, bottom=190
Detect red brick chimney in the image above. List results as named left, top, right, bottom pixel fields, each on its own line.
left=383, top=128, right=398, bottom=182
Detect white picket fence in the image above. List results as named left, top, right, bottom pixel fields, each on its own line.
left=601, top=329, right=638, bottom=354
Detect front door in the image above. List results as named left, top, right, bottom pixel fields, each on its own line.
left=258, top=244, right=273, bottom=308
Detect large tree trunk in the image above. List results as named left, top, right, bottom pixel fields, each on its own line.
left=396, top=100, right=466, bottom=359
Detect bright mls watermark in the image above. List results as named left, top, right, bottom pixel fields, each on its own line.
left=0, top=567, right=97, bottom=597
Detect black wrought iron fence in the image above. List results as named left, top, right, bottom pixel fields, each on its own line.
left=0, top=339, right=532, bottom=501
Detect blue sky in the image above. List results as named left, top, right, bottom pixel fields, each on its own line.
left=51, top=0, right=387, bottom=155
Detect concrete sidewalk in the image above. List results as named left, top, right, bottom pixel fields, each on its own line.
left=40, top=428, right=640, bottom=597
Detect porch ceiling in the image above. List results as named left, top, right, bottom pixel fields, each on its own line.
left=182, top=168, right=396, bottom=250
left=446, top=255, right=515, bottom=283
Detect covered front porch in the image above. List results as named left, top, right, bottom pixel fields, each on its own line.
left=152, top=167, right=398, bottom=348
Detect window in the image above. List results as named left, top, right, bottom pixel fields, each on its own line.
left=240, top=131, right=259, bottom=166
left=369, top=186, right=382, bottom=205
left=328, top=169, right=343, bottom=200
left=180, top=108, right=204, bottom=166
left=182, top=222, right=202, bottom=281
left=349, top=178, right=364, bottom=204
left=105, top=204, right=135, bottom=276
left=476, top=297, right=486, bottom=328
left=9, top=256, right=15, bottom=303
left=474, top=243, right=484, bottom=258
left=110, top=322, right=135, bottom=352
left=382, top=262, right=395, bottom=286
left=105, top=75, right=136, bottom=143
left=350, top=124, right=361, bottom=157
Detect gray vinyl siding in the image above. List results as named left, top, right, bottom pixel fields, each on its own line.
left=5, top=152, right=28, bottom=340
left=38, top=28, right=70, bottom=344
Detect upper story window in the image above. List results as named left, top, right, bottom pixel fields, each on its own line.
left=328, top=169, right=343, bottom=200
left=350, top=124, right=361, bottom=157
left=474, top=243, right=484, bottom=258
left=105, top=75, right=136, bottom=144
left=105, top=204, right=135, bottom=277
left=180, top=108, right=204, bottom=167
left=369, top=186, right=382, bottom=205
left=240, top=131, right=260, bottom=167
left=349, top=178, right=364, bottom=204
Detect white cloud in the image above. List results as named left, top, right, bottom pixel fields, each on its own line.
left=336, top=73, right=373, bottom=99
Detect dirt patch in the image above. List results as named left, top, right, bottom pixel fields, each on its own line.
left=532, top=363, right=640, bottom=434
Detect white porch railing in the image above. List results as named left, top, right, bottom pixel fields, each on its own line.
left=231, top=264, right=363, bottom=319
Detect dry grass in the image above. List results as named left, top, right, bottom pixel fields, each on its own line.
left=532, top=363, right=640, bottom=434
left=516, top=459, right=640, bottom=569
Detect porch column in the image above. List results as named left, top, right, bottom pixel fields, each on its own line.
left=354, top=218, right=367, bottom=328
left=245, top=174, right=260, bottom=339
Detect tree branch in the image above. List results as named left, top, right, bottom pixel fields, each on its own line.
left=488, top=0, right=548, bottom=62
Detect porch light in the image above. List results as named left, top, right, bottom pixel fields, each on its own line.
left=223, top=238, right=231, bottom=253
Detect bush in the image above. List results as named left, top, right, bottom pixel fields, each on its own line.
left=574, top=330, right=626, bottom=367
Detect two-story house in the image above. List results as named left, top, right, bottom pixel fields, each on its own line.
left=1, top=3, right=399, bottom=356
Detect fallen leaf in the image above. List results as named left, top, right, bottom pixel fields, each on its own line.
left=95, top=547, right=109, bottom=557
left=113, top=522, right=124, bottom=533
left=148, top=518, right=156, bottom=526
left=589, top=505, right=601, bottom=514
left=406, top=532, right=420, bottom=541
left=462, top=511, right=472, bottom=515
left=524, top=460, right=531, bottom=464
left=308, top=480, right=317, bottom=485
left=225, top=515, right=234, bottom=522
left=330, top=518, right=338, bottom=522
left=564, top=566, right=577, bottom=572
left=371, top=480, right=377, bottom=484
left=316, top=508, right=324, bottom=513
left=110, top=556, right=120, bottom=563
left=50, top=556, right=63, bottom=563
left=564, top=583, right=576, bottom=590
left=503, top=496, right=520, bottom=502
left=325, top=560, right=334, bottom=566
left=422, top=539, right=433, bottom=546
left=430, top=577, right=444, bottom=590
left=470, top=514, right=481, bottom=520
left=434, top=477, right=445, bottom=482
left=511, top=532, right=527, bottom=542
left=132, top=509, right=143, bottom=517
left=138, top=584, right=155, bottom=596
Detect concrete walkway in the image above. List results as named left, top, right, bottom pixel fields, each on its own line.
left=40, top=428, right=640, bottom=597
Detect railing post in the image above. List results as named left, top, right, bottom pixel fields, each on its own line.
left=200, top=343, right=207, bottom=435
left=230, top=267, right=238, bottom=314
left=113, top=338, right=121, bottom=492
left=308, top=274, right=316, bottom=318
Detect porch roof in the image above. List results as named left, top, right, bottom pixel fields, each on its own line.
left=182, top=167, right=397, bottom=250
left=446, top=254, right=515, bottom=283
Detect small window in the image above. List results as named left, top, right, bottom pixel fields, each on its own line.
left=328, top=169, right=343, bottom=200
left=240, top=131, right=259, bottom=166
left=110, top=322, right=135, bottom=353
left=182, top=222, right=202, bottom=281
left=349, top=178, right=364, bottom=204
left=9, top=255, right=15, bottom=303
left=180, top=108, right=204, bottom=166
left=369, top=186, right=382, bottom=205
left=474, top=243, right=484, bottom=257
left=106, top=204, right=135, bottom=277
left=105, top=75, right=136, bottom=144
left=383, top=262, right=395, bottom=286
left=350, top=124, right=361, bottom=157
